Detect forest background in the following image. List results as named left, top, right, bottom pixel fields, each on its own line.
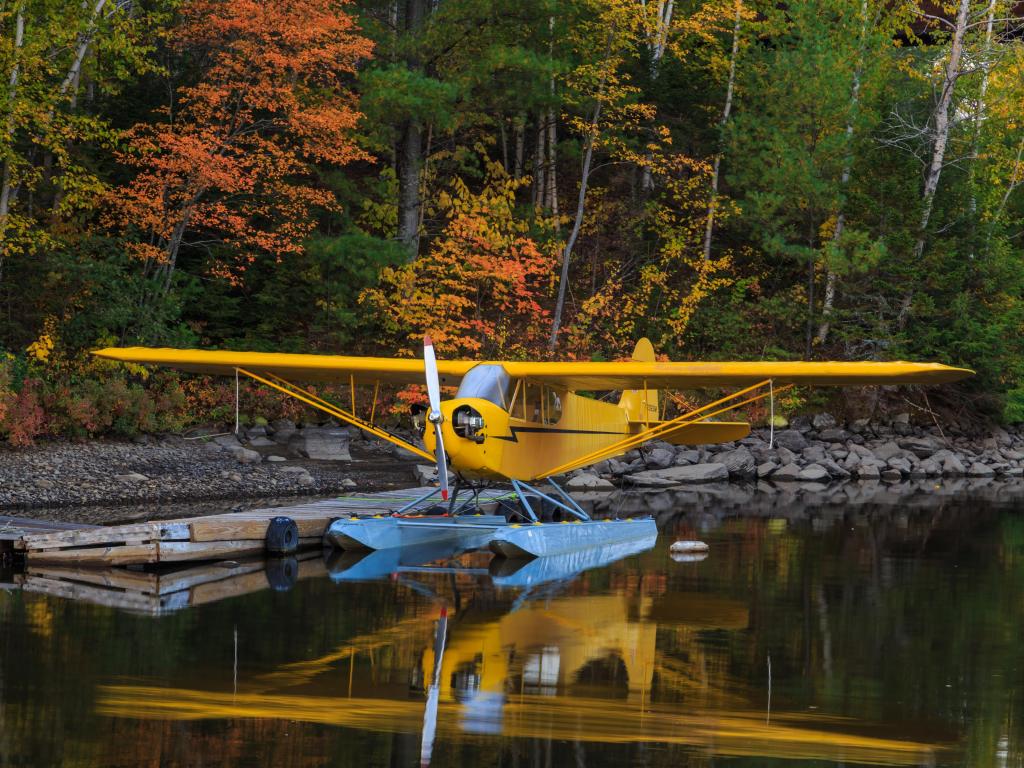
left=1, top=0, right=1022, bottom=445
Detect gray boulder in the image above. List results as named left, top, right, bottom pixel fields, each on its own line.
left=771, top=463, right=803, bottom=482
left=968, top=462, right=995, bottom=478
left=798, top=464, right=830, bottom=482
left=627, top=463, right=729, bottom=485
left=271, top=418, right=297, bottom=444
left=247, top=436, right=276, bottom=448
left=625, top=474, right=680, bottom=488
left=818, top=458, right=850, bottom=479
left=644, top=447, right=676, bottom=470
left=855, top=463, right=880, bottom=480
left=849, top=418, right=872, bottom=433
left=717, top=448, right=756, bottom=480
left=872, top=441, right=904, bottom=460
left=775, top=445, right=798, bottom=465
left=566, top=473, right=615, bottom=491
left=674, top=449, right=700, bottom=465
left=773, top=430, right=808, bottom=452
left=802, top=445, right=827, bottom=462
left=942, top=453, right=967, bottom=476
left=898, top=436, right=941, bottom=458
left=818, top=428, right=849, bottom=442
left=848, top=442, right=874, bottom=459
left=812, top=413, right=837, bottom=430
left=757, top=461, right=778, bottom=478
left=880, top=468, right=902, bottom=482
left=414, top=464, right=438, bottom=485
left=214, top=434, right=243, bottom=448
left=887, top=457, right=913, bottom=475
left=232, top=447, right=262, bottom=464
left=290, top=426, right=352, bottom=461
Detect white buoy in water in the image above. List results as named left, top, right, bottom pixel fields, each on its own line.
left=670, top=540, right=709, bottom=563
left=670, top=540, right=709, bottom=554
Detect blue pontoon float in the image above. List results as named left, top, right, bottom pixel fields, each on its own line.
left=325, top=479, right=656, bottom=559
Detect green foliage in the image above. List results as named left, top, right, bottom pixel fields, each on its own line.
left=3, top=0, right=1024, bottom=443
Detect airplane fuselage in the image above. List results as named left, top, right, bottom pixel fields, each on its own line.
left=424, top=391, right=633, bottom=482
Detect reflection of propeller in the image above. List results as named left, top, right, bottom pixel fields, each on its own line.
left=420, top=605, right=448, bottom=767
left=423, top=335, right=450, bottom=501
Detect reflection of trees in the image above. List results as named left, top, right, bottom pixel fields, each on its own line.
left=2, top=499, right=1022, bottom=766
left=687, top=503, right=1024, bottom=767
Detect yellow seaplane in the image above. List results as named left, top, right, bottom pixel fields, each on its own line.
left=93, top=339, right=972, bottom=556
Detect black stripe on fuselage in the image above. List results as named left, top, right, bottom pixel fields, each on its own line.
left=489, top=425, right=622, bottom=443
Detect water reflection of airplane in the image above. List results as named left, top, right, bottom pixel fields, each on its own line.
left=325, top=534, right=659, bottom=590
left=96, top=587, right=949, bottom=765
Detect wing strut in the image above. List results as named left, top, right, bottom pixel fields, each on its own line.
left=540, top=379, right=794, bottom=478
left=235, top=367, right=435, bottom=463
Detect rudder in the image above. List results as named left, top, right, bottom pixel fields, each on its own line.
left=618, top=338, right=659, bottom=423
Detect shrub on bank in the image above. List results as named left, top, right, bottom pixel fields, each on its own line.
left=0, top=352, right=385, bottom=446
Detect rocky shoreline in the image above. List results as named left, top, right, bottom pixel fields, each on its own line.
left=0, top=421, right=417, bottom=512
left=3, top=412, right=1024, bottom=516
left=563, top=412, right=1024, bottom=491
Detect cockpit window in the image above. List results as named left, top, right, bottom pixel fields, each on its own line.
left=455, top=364, right=512, bottom=409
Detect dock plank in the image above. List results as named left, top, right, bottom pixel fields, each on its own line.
left=18, top=486, right=506, bottom=567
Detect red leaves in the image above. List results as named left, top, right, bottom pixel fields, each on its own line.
left=111, top=0, right=373, bottom=285
left=365, top=168, right=558, bottom=361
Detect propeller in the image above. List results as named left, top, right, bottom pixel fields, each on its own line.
left=423, top=335, right=450, bottom=501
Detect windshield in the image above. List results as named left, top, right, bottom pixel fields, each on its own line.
left=456, top=364, right=511, bottom=409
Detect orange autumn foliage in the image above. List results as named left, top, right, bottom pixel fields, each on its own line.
left=112, top=0, right=373, bottom=285
left=364, top=166, right=558, bottom=361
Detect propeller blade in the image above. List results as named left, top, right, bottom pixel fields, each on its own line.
left=423, top=335, right=450, bottom=501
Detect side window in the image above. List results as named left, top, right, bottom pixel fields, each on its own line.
left=519, top=382, right=542, bottom=422
left=544, top=388, right=562, bottom=424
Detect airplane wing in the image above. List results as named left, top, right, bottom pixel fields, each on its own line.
left=93, top=347, right=973, bottom=390
left=91, top=347, right=477, bottom=386
left=500, top=360, right=973, bottom=391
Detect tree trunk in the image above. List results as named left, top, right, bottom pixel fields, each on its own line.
left=546, top=104, right=558, bottom=220
left=0, top=5, right=25, bottom=288
left=816, top=0, right=868, bottom=345
left=639, top=0, right=674, bottom=195
left=513, top=112, right=525, bottom=179
left=533, top=113, right=546, bottom=208
left=897, top=0, right=971, bottom=329
left=395, top=0, right=429, bottom=260
left=967, top=0, right=997, bottom=258
left=701, top=0, right=741, bottom=261
left=396, top=120, right=422, bottom=258
left=499, top=117, right=509, bottom=174
left=548, top=100, right=601, bottom=351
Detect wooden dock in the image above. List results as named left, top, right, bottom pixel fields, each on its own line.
left=13, top=488, right=498, bottom=567
left=12, top=552, right=326, bottom=615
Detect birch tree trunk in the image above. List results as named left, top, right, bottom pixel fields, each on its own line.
left=0, top=5, right=25, bottom=287
left=546, top=103, right=559, bottom=221
left=532, top=113, right=546, bottom=207
left=639, top=0, right=673, bottom=195
left=815, top=0, right=868, bottom=345
left=897, top=0, right=971, bottom=329
left=701, top=0, right=741, bottom=261
left=548, top=100, right=601, bottom=351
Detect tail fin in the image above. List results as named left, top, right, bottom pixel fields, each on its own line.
left=618, top=338, right=660, bottom=423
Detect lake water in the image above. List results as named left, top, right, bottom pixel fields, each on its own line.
left=2, top=484, right=1023, bottom=767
